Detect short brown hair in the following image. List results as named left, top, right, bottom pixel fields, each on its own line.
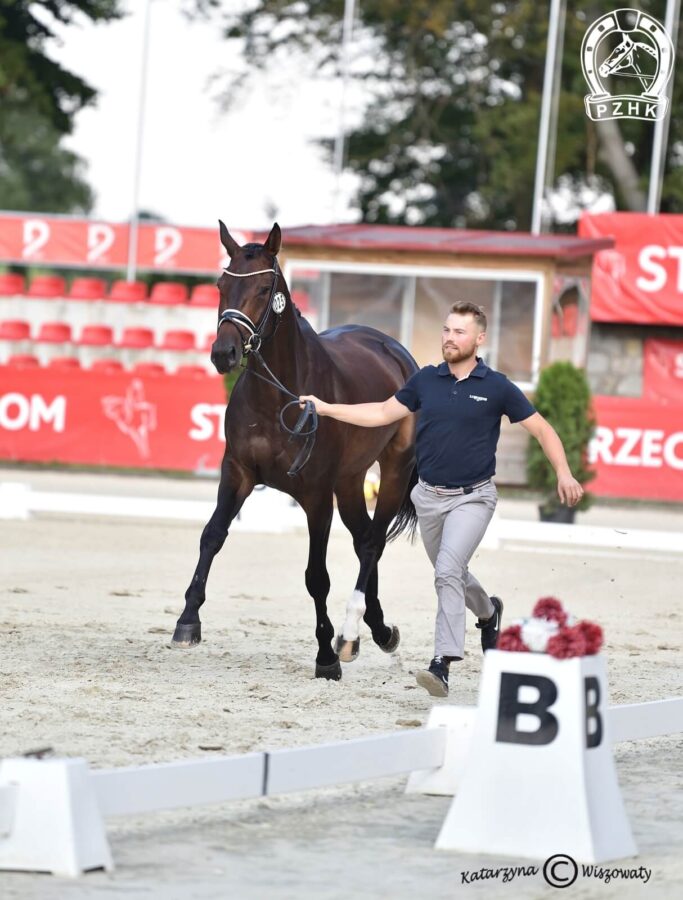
left=449, top=301, right=487, bottom=331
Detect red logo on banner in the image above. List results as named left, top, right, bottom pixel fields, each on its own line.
left=102, top=380, right=157, bottom=458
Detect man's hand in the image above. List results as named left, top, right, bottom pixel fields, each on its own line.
left=557, top=473, right=584, bottom=507
left=299, top=394, right=329, bottom=416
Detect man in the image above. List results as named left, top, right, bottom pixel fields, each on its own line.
left=299, top=301, right=583, bottom=697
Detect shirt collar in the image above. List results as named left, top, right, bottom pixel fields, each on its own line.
left=437, top=357, right=489, bottom=378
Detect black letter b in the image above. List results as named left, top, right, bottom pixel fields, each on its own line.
left=496, top=673, right=559, bottom=745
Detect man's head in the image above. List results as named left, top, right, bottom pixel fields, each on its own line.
left=442, top=301, right=487, bottom=364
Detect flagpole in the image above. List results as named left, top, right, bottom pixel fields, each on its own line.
left=647, top=0, right=681, bottom=214
left=531, top=0, right=566, bottom=234
left=331, top=0, right=356, bottom=223
left=126, top=0, right=153, bottom=282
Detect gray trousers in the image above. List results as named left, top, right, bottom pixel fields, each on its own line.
left=410, top=479, right=498, bottom=658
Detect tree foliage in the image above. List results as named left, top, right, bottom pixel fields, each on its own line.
left=0, top=1, right=123, bottom=212
left=220, top=1, right=683, bottom=229
left=526, top=361, right=596, bottom=512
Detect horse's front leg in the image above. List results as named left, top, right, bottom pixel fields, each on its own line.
left=301, top=493, right=339, bottom=680
left=172, top=456, right=254, bottom=647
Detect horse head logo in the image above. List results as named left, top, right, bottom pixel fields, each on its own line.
left=581, top=8, right=674, bottom=121
left=101, top=379, right=157, bottom=458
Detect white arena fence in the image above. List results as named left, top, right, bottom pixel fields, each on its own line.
left=0, top=697, right=681, bottom=877
left=2, top=480, right=682, bottom=552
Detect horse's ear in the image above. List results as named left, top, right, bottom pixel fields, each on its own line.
left=264, top=222, right=281, bottom=256
left=218, top=220, right=240, bottom=258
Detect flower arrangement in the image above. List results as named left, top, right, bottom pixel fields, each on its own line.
left=497, top=597, right=603, bottom=659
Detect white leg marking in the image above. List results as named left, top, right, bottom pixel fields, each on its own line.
left=342, top=589, right=366, bottom=640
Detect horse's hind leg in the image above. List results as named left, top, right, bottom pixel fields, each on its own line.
left=301, top=493, right=339, bottom=680
left=173, top=456, right=254, bottom=647
left=334, top=475, right=395, bottom=662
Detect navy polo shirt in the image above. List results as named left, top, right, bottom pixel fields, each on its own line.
left=395, top=358, right=536, bottom=487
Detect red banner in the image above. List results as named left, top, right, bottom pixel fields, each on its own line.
left=589, top=395, right=683, bottom=501
left=0, top=367, right=227, bottom=472
left=0, top=213, right=253, bottom=274
left=579, top=212, right=683, bottom=325
left=643, top=338, right=683, bottom=405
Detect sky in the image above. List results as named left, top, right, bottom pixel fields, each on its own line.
left=49, top=0, right=362, bottom=231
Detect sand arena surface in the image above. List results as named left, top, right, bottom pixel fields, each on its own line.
left=1, top=469, right=682, bottom=898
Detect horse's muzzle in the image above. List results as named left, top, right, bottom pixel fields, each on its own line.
left=210, top=342, right=238, bottom=374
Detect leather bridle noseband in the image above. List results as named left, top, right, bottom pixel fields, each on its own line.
left=216, top=257, right=318, bottom=477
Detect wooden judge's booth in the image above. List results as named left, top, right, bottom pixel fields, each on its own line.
left=278, top=224, right=612, bottom=484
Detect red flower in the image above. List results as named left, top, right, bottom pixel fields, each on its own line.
left=532, top=596, right=568, bottom=627
left=574, top=620, right=603, bottom=655
left=497, top=625, right=530, bottom=652
left=546, top=625, right=589, bottom=659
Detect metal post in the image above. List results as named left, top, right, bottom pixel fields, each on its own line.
left=531, top=0, right=566, bottom=234
left=647, top=0, right=681, bottom=214
left=126, top=0, right=153, bottom=283
left=331, top=0, right=356, bottom=222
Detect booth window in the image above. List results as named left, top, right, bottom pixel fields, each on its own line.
left=287, top=262, right=541, bottom=388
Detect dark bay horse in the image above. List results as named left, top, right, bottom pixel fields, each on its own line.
left=172, top=222, right=418, bottom=679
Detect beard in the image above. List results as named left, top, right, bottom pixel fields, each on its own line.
left=442, top=343, right=477, bottom=363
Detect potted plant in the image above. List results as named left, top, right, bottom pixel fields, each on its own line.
left=526, top=361, right=596, bottom=523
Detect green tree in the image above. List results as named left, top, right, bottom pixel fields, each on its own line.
left=220, top=1, right=683, bottom=229
left=0, top=1, right=123, bottom=212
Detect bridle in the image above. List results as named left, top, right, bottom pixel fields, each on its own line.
left=216, top=256, right=318, bottom=477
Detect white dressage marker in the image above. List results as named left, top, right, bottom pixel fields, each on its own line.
left=436, top=651, right=637, bottom=863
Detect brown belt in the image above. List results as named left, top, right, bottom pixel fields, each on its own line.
left=418, top=477, right=491, bottom=496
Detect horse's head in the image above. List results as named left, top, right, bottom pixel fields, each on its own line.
left=211, top=221, right=284, bottom=374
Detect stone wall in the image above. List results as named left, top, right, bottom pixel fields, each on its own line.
left=586, top=323, right=683, bottom=396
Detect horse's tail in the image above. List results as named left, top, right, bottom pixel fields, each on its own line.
left=386, top=464, right=419, bottom=544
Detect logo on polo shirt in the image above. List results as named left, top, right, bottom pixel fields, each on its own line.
left=469, top=394, right=488, bottom=402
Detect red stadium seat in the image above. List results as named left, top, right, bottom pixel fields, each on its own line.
left=78, top=324, right=114, bottom=346
left=49, top=357, right=82, bottom=370
left=108, top=280, right=148, bottom=303
left=7, top=354, right=40, bottom=368
left=176, top=364, right=211, bottom=377
left=36, top=322, right=72, bottom=343
left=0, top=320, right=31, bottom=340
left=159, top=329, right=196, bottom=350
left=149, top=282, right=188, bottom=305
left=91, top=359, right=124, bottom=373
left=117, top=327, right=154, bottom=349
left=27, top=275, right=66, bottom=298
left=132, top=361, right=166, bottom=376
left=0, top=273, right=26, bottom=296
left=189, top=284, right=219, bottom=307
left=68, top=278, right=106, bottom=301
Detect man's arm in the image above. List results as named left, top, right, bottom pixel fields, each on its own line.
left=298, top=394, right=411, bottom=427
left=519, top=412, right=584, bottom=507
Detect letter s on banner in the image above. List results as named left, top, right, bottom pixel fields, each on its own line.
left=189, top=403, right=226, bottom=441
left=22, top=219, right=50, bottom=259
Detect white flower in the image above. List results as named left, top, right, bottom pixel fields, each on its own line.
left=521, top=617, right=559, bottom=653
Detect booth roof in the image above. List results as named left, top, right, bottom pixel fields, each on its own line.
left=264, top=223, right=613, bottom=259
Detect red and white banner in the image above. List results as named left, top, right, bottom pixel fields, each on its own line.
left=0, top=367, right=227, bottom=472
left=579, top=212, right=683, bottom=325
left=643, top=338, right=683, bottom=405
left=0, top=213, right=253, bottom=274
left=589, top=395, right=683, bottom=501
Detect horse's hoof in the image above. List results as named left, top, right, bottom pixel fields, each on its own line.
left=377, top=624, right=400, bottom=654
left=315, top=659, right=342, bottom=680
left=335, top=634, right=360, bottom=663
left=172, top=623, right=202, bottom=647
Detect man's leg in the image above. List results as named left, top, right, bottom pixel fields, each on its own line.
left=433, top=491, right=497, bottom=660
left=462, top=482, right=498, bottom=619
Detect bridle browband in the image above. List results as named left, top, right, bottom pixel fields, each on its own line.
left=215, top=256, right=318, bottom=477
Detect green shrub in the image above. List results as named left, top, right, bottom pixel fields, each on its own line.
left=526, top=361, right=596, bottom=513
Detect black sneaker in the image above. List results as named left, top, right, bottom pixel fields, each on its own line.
left=416, top=656, right=449, bottom=697
left=476, top=596, right=504, bottom=652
